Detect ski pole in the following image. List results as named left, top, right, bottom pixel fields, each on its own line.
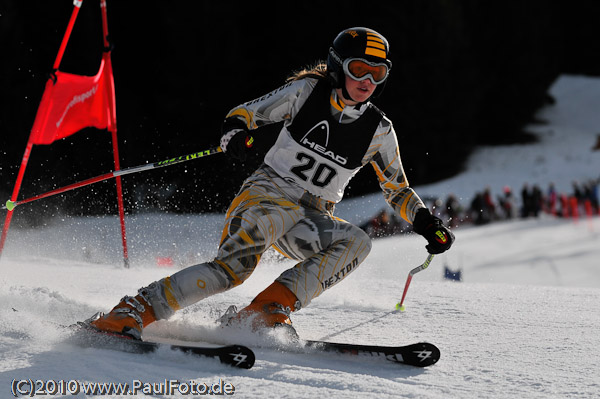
left=3, top=146, right=223, bottom=211
left=395, top=253, right=435, bottom=312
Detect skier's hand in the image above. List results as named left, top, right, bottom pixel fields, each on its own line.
left=412, top=208, right=455, bottom=254
left=220, top=117, right=254, bottom=161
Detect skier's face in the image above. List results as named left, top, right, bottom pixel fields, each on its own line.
left=342, top=75, right=376, bottom=104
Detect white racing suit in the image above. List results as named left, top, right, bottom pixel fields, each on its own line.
left=143, top=77, right=426, bottom=320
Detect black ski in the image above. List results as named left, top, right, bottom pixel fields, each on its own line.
left=69, top=324, right=255, bottom=369
left=302, top=340, right=440, bottom=367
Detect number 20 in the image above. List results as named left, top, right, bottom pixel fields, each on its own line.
left=290, top=152, right=337, bottom=188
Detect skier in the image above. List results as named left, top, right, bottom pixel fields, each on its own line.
left=87, top=27, right=454, bottom=340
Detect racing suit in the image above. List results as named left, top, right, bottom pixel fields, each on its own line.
left=143, top=77, right=426, bottom=319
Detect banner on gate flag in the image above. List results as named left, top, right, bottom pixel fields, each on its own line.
left=29, top=51, right=116, bottom=145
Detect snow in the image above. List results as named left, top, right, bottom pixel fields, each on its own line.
left=1, top=75, right=600, bottom=398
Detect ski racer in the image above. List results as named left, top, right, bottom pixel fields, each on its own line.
left=87, top=27, right=455, bottom=339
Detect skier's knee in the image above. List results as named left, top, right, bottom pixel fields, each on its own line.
left=353, top=224, right=373, bottom=255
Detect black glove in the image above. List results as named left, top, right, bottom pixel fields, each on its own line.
left=220, top=117, right=254, bottom=161
left=412, top=208, right=455, bottom=254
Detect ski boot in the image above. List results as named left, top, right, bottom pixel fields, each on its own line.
left=87, top=291, right=156, bottom=340
left=220, top=281, right=300, bottom=339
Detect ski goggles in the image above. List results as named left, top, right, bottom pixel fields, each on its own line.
left=342, top=58, right=390, bottom=85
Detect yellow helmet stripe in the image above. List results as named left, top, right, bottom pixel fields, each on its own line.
left=367, top=32, right=385, bottom=43
left=365, top=32, right=387, bottom=59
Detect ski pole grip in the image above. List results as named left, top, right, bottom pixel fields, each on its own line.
left=395, top=254, right=435, bottom=310
left=409, top=254, right=435, bottom=276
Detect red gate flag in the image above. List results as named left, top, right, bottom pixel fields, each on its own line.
left=1, top=0, right=129, bottom=267
left=29, top=51, right=116, bottom=145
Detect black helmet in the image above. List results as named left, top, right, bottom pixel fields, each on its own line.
left=327, top=27, right=392, bottom=99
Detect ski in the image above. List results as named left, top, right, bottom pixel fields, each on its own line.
left=301, top=340, right=440, bottom=367
left=69, top=324, right=255, bottom=369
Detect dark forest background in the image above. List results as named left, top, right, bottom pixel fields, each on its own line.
left=1, top=0, right=599, bottom=224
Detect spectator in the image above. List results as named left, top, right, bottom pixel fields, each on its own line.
left=498, top=186, right=516, bottom=219
left=483, top=187, right=497, bottom=220
left=547, top=183, right=557, bottom=215
left=531, top=185, right=543, bottom=217
left=361, top=210, right=396, bottom=238
left=445, top=194, right=461, bottom=227
left=470, top=192, right=489, bottom=225
left=521, top=183, right=532, bottom=218
left=591, top=179, right=599, bottom=213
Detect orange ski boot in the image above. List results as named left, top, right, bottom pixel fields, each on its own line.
left=221, top=281, right=300, bottom=336
left=89, top=293, right=156, bottom=340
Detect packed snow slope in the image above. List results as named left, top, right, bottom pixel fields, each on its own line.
left=1, top=75, right=599, bottom=398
